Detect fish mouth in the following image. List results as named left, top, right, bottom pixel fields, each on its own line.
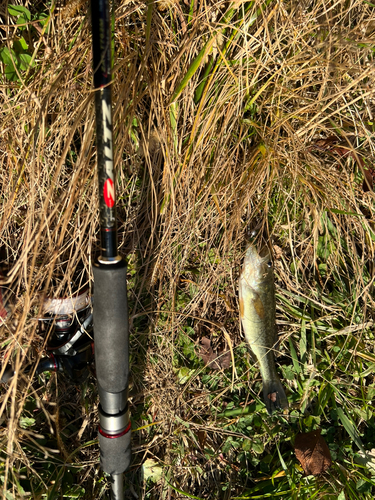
left=244, top=244, right=273, bottom=271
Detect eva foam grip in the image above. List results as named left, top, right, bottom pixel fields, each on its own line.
left=93, top=260, right=129, bottom=395
left=99, top=430, right=131, bottom=474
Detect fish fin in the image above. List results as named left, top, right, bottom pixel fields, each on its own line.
left=262, top=377, right=288, bottom=415
left=239, top=295, right=244, bottom=319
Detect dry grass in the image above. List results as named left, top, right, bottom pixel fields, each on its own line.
left=1, top=0, right=375, bottom=498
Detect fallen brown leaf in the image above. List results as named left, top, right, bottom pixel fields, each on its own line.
left=196, top=430, right=207, bottom=449
left=294, top=429, right=332, bottom=476
left=307, top=135, right=339, bottom=152
left=198, top=337, right=231, bottom=370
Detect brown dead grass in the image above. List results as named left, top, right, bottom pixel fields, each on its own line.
left=0, top=0, right=375, bottom=497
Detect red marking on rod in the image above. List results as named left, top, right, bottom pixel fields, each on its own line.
left=50, top=354, right=58, bottom=372
left=99, top=421, right=131, bottom=439
left=103, top=178, right=115, bottom=208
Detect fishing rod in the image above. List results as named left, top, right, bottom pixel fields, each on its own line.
left=90, top=0, right=131, bottom=498
left=0, top=2, right=131, bottom=497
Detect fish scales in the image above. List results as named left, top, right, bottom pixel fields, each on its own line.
left=239, top=244, right=288, bottom=414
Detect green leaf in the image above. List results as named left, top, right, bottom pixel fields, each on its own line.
left=356, top=478, right=372, bottom=493
left=252, top=440, right=264, bottom=454
left=16, top=15, right=29, bottom=28
left=142, top=458, right=163, bottom=483
left=187, top=0, right=195, bottom=25
left=329, top=208, right=363, bottom=217
left=317, top=234, right=335, bottom=260
left=300, top=320, right=307, bottom=365
left=14, top=37, right=28, bottom=51
left=37, top=13, right=49, bottom=28
left=8, top=5, right=31, bottom=21
left=0, top=47, right=15, bottom=66
left=242, top=439, right=252, bottom=451
left=19, top=416, right=35, bottom=429
left=222, top=436, right=234, bottom=453
left=289, top=338, right=301, bottom=374
left=165, top=478, right=205, bottom=500
left=283, top=365, right=295, bottom=381
left=13, top=477, right=26, bottom=496
left=0, top=46, right=22, bottom=81
left=337, top=407, right=365, bottom=453
left=317, top=383, right=333, bottom=413
left=4, top=65, right=19, bottom=82
left=170, top=101, right=178, bottom=153
left=170, top=40, right=214, bottom=103
left=176, top=366, right=194, bottom=385
left=18, top=53, right=34, bottom=70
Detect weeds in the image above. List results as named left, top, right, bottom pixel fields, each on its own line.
left=1, top=0, right=375, bottom=498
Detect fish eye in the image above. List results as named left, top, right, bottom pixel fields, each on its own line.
left=267, top=261, right=272, bottom=268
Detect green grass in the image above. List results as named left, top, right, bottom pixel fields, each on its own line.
left=1, top=0, right=375, bottom=498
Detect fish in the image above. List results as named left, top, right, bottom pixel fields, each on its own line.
left=239, top=244, right=288, bottom=414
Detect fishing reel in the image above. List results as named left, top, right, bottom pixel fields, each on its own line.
left=39, top=285, right=94, bottom=383
left=0, top=276, right=94, bottom=384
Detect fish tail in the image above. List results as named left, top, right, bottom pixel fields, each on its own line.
left=262, top=377, right=288, bottom=414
